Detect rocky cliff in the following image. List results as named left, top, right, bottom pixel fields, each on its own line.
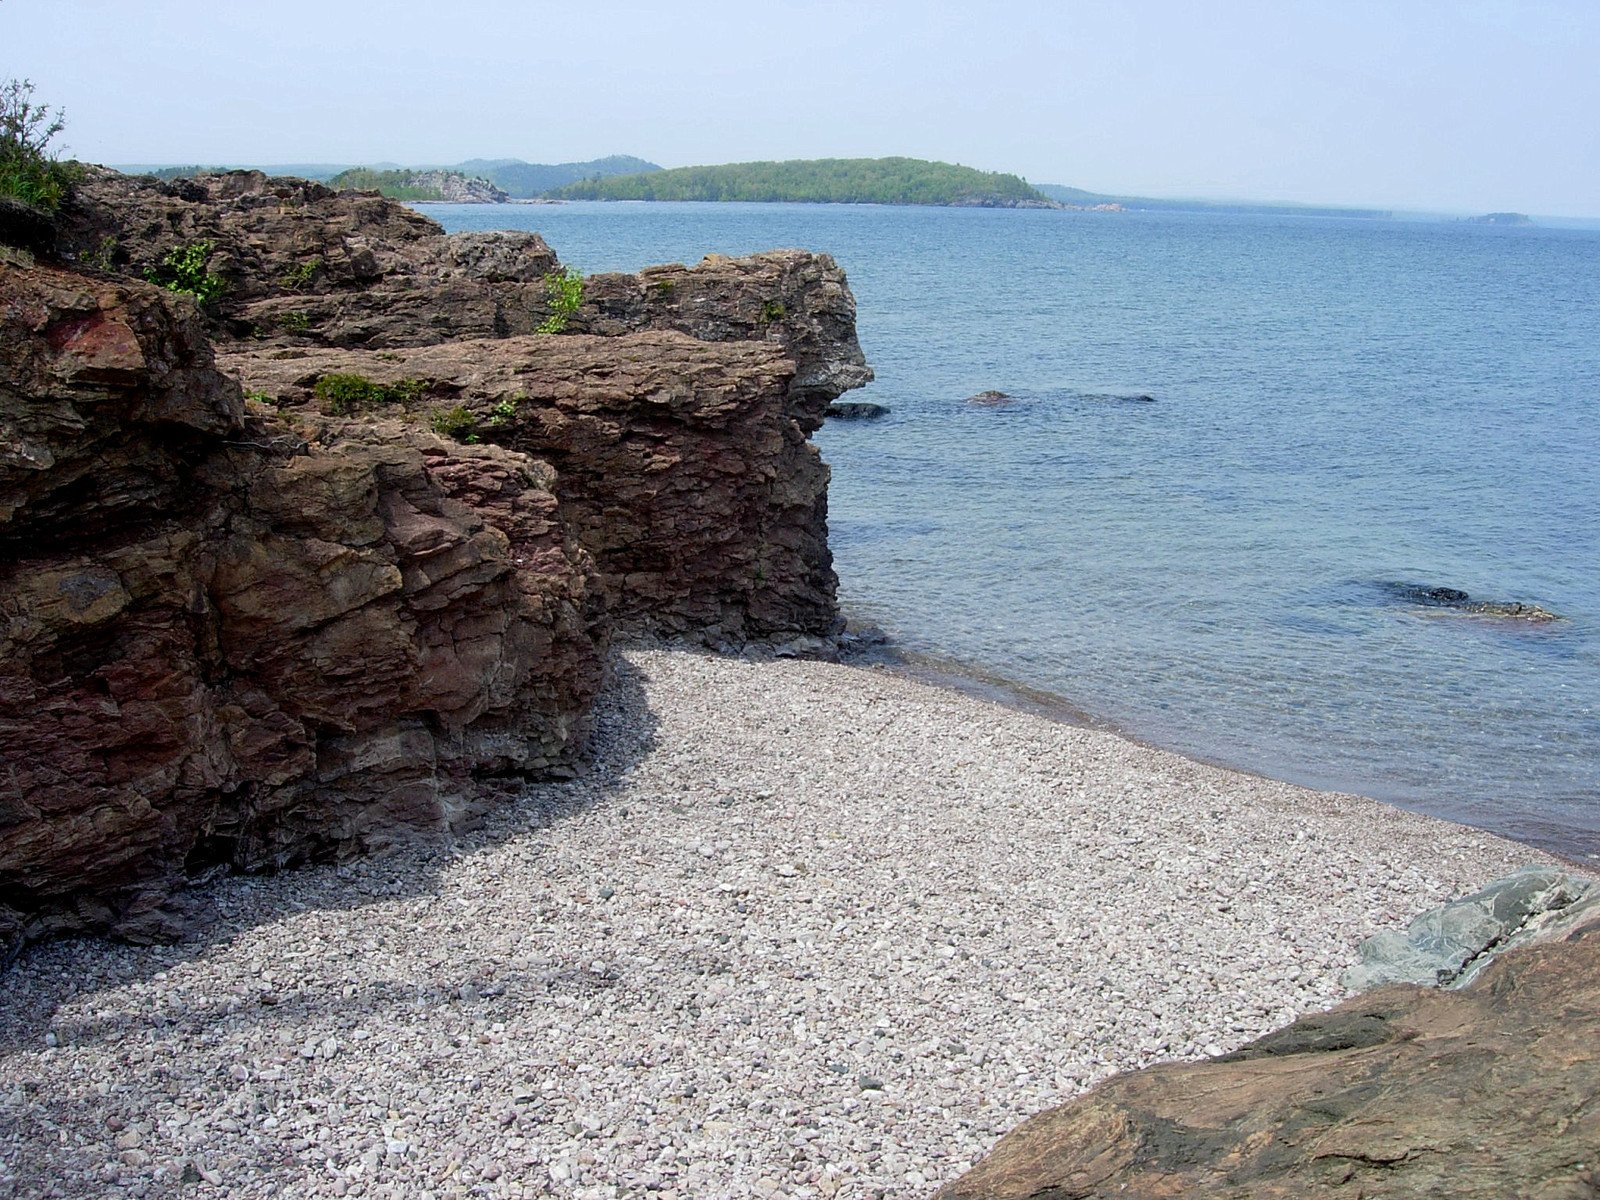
left=0, top=262, right=607, bottom=960
left=1, top=170, right=872, bottom=961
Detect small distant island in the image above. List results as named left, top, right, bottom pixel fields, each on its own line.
left=1469, top=211, right=1533, bottom=226
left=545, top=157, right=1056, bottom=208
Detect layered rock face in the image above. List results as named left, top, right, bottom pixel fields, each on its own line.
left=0, top=262, right=606, bottom=960
left=935, top=908, right=1600, bottom=1200
left=54, top=168, right=869, bottom=642
left=226, top=331, right=835, bottom=641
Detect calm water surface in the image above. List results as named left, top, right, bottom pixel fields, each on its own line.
left=432, top=202, right=1600, bottom=857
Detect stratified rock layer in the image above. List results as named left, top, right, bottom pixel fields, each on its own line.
left=0, top=262, right=605, bottom=960
left=934, top=911, right=1600, bottom=1200
left=224, top=330, right=837, bottom=641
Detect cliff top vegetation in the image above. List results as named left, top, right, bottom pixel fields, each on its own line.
left=1, top=78, right=79, bottom=211
left=546, top=157, right=1053, bottom=208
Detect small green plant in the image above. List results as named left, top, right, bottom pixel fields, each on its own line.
left=430, top=405, right=479, bottom=443
left=81, top=235, right=118, bottom=272
left=312, top=373, right=425, bottom=415
left=486, top=397, right=519, bottom=428
left=281, top=310, right=310, bottom=334
left=759, top=299, right=786, bottom=323
left=244, top=389, right=273, bottom=405
left=648, top=278, right=676, bottom=300
left=145, top=240, right=226, bottom=306
left=0, top=79, right=81, bottom=211
left=280, top=257, right=320, bottom=291
left=536, top=267, right=585, bottom=334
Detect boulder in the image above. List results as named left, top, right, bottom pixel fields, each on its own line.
left=936, top=901, right=1600, bottom=1200
left=1342, top=865, right=1596, bottom=990
left=967, top=389, right=1013, bottom=406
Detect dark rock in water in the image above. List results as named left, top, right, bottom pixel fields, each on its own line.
left=936, top=893, right=1600, bottom=1200
left=967, top=389, right=1013, bottom=406
left=0, top=197, right=57, bottom=255
left=1081, top=391, right=1156, bottom=403
left=825, top=401, right=890, bottom=420
left=1381, top=581, right=1560, bottom=622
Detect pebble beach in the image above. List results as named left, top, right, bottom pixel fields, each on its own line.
left=0, top=648, right=1556, bottom=1200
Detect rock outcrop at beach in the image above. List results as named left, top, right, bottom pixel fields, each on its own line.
left=223, top=330, right=839, bottom=642
left=934, top=906, right=1600, bottom=1200
left=0, top=260, right=606, bottom=960
left=1, top=168, right=874, bottom=960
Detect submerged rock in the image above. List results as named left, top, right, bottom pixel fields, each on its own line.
left=824, top=401, right=890, bottom=420
left=966, top=389, right=1013, bottom=406
left=1381, top=581, right=1561, bottom=622
left=1080, top=391, right=1156, bottom=403
left=936, top=887, right=1600, bottom=1200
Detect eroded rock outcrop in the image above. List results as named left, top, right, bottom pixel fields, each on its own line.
left=54, top=167, right=562, bottom=348
left=574, top=251, right=874, bottom=413
left=1, top=262, right=606, bottom=960
left=935, top=908, right=1600, bottom=1200
left=223, top=330, right=837, bottom=642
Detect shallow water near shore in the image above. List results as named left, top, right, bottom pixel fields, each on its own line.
left=432, top=201, right=1600, bottom=858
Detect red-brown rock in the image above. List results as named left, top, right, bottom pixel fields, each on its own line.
left=0, top=261, right=605, bottom=960
left=223, top=329, right=837, bottom=642
left=935, top=912, right=1600, bottom=1200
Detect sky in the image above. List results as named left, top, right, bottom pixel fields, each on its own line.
left=4, top=0, right=1598, bottom=217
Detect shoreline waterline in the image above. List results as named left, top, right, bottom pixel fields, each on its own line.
left=841, top=621, right=1600, bottom=869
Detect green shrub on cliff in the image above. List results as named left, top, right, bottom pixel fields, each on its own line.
left=313, top=373, right=426, bottom=415
left=145, top=241, right=227, bottom=306
left=537, top=267, right=585, bottom=334
left=429, top=405, right=479, bottom=443
left=0, top=79, right=80, bottom=211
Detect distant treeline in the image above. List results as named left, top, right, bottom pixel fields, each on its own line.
left=549, top=157, right=1052, bottom=207
left=459, top=155, right=660, bottom=197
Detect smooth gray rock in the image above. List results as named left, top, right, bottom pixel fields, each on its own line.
left=1342, top=865, right=1597, bottom=992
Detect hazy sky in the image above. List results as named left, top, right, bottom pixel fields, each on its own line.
left=5, top=0, right=1598, bottom=216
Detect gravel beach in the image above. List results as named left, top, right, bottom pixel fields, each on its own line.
left=0, top=648, right=1557, bottom=1200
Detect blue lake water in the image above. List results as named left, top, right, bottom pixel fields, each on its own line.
left=430, top=201, right=1600, bottom=858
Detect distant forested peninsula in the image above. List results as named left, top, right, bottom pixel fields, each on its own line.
left=547, top=157, right=1056, bottom=208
